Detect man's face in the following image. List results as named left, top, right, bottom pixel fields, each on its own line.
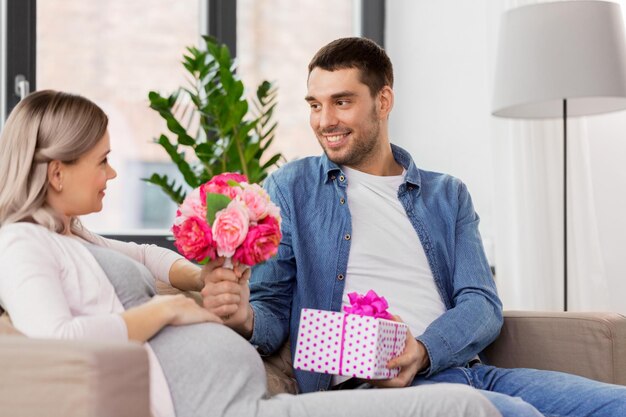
left=306, top=67, right=383, bottom=168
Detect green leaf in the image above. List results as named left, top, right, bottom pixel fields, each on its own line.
left=198, top=171, right=212, bottom=184
left=259, top=134, right=276, bottom=153
left=244, top=141, right=261, bottom=162
left=148, top=91, right=169, bottom=108
left=177, top=132, right=196, bottom=146
left=205, top=36, right=220, bottom=56
left=259, top=121, right=277, bottom=142
left=259, top=103, right=278, bottom=122
left=261, top=153, right=282, bottom=170
left=231, top=80, right=244, bottom=102
left=247, top=165, right=262, bottom=184
left=219, top=66, right=235, bottom=94
left=156, top=135, right=200, bottom=188
left=195, top=142, right=218, bottom=162
left=142, top=174, right=186, bottom=205
left=218, top=44, right=232, bottom=68
left=166, top=118, right=194, bottom=144
left=256, top=80, right=273, bottom=103
left=205, top=193, right=232, bottom=224
left=226, top=179, right=243, bottom=187
left=228, top=101, right=248, bottom=131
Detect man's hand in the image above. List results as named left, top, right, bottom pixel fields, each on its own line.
left=366, top=322, right=430, bottom=388
left=200, top=257, right=254, bottom=338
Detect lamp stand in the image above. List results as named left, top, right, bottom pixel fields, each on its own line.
left=563, top=98, right=568, bottom=312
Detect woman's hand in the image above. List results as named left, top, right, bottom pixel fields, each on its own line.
left=168, top=259, right=204, bottom=292
left=148, top=294, right=223, bottom=326
left=122, top=294, right=222, bottom=343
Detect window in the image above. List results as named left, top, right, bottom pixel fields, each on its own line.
left=2, top=0, right=383, bottom=241
left=36, top=0, right=200, bottom=233
left=237, top=0, right=356, bottom=163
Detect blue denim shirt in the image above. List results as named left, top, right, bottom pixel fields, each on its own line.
left=249, top=144, right=503, bottom=393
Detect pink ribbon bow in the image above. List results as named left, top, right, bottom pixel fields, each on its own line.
left=343, top=290, right=394, bottom=320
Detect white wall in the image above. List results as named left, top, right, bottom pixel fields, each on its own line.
left=386, top=0, right=626, bottom=313
left=386, top=1, right=496, bottom=264
left=586, top=113, right=626, bottom=312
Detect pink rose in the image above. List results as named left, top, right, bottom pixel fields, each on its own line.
left=209, top=172, right=248, bottom=185
left=266, top=201, right=281, bottom=226
left=233, top=215, right=282, bottom=266
left=200, top=172, right=248, bottom=201
left=212, top=200, right=250, bottom=257
left=172, top=216, right=216, bottom=263
left=241, top=183, right=271, bottom=222
left=178, top=188, right=206, bottom=221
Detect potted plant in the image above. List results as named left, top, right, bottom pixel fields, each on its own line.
left=145, top=36, right=282, bottom=204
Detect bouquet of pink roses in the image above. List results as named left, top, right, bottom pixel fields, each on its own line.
left=172, top=172, right=282, bottom=267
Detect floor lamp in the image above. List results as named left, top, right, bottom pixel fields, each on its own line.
left=492, top=1, right=626, bottom=311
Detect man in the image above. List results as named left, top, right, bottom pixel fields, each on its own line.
left=202, top=37, right=626, bottom=417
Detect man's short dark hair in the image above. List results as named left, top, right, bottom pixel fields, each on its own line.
left=308, top=37, right=394, bottom=96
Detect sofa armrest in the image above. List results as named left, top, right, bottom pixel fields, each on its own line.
left=0, top=335, right=151, bottom=417
left=481, top=311, right=626, bottom=385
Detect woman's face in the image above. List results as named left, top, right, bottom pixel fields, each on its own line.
left=50, top=131, right=117, bottom=218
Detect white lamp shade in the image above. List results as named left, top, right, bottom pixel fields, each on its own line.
left=493, top=1, right=626, bottom=118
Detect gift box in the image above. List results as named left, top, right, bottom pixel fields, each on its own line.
left=293, top=307, right=408, bottom=379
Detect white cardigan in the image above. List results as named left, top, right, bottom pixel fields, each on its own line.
left=0, top=222, right=183, bottom=417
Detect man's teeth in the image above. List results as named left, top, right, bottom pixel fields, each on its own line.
left=327, top=133, right=347, bottom=142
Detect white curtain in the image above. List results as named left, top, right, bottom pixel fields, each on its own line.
left=489, top=0, right=610, bottom=311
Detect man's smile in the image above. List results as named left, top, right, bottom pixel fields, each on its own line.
left=322, top=130, right=351, bottom=147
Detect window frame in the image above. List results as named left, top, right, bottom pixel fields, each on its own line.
left=361, top=0, right=385, bottom=46
left=1, top=0, right=36, bottom=127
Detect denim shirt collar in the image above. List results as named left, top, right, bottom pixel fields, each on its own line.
left=320, top=143, right=422, bottom=188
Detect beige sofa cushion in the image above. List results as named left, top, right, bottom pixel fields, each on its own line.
left=483, top=311, right=626, bottom=385
left=1, top=312, right=150, bottom=417
left=0, top=334, right=151, bottom=417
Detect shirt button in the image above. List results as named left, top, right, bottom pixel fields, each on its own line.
left=344, top=234, right=351, bottom=240
left=337, top=274, right=344, bottom=280
left=340, top=198, right=345, bottom=205
left=339, top=175, right=345, bottom=182
left=331, top=175, right=336, bottom=180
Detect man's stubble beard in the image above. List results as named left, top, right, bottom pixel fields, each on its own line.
left=319, top=107, right=381, bottom=167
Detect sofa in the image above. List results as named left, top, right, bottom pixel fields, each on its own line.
left=2, top=301, right=625, bottom=417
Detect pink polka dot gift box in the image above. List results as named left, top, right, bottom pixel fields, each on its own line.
left=293, top=291, right=408, bottom=380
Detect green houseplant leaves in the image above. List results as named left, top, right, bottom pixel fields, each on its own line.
left=145, top=36, right=283, bottom=204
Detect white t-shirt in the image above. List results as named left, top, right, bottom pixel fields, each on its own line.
left=333, top=166, right=446, bottom=385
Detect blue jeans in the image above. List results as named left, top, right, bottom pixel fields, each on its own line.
left=411, top=364, right=626, bottom=417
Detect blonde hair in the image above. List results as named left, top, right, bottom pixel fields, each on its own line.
left=0, top=90, right=108, bottom=236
